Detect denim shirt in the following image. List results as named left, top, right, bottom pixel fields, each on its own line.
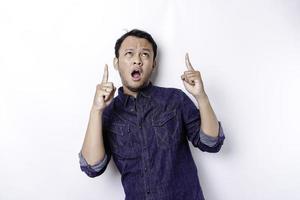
left=79, top=83, right=225, bottom=200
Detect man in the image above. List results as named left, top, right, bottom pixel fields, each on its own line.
left=79, top=29, right=225, bottom=200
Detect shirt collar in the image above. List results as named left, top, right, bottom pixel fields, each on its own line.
left=117, top=82, right=154, bottom=106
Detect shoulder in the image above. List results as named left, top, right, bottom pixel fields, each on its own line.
left=153, top=84, right=185, bottom=95
left=151, top=84, right=187, bottom=102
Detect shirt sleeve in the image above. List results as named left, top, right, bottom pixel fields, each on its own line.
left=78, top=113, right=112, bottom=178
left=78, top=151, right=111, bottom=178
left=180, top=90, right=225, bottom=153
left=199, top=121, right=225, bottom=147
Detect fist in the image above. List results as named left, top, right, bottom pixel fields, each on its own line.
left=92, top=64, right=116, bottom=112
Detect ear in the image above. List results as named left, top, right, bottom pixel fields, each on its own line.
left=152, top=60, right=157, bottom=70
left=113, top=57, right=119, bottom=70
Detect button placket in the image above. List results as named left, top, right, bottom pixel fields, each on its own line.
left=136, top=95, right=152, bottom=198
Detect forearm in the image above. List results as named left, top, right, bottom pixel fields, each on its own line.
left=196, top=93, right=219, bottom=137
left=81, top=107, right=106, bottom=165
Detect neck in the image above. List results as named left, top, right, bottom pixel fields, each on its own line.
left=123, top=86, right=138, bottom=98
left=123, top=81, right=150, bottom=98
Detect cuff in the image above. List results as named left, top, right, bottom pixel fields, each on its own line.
left=78, top=151, right=108, bottom=172
left=199, top=121, right=224, bottom=147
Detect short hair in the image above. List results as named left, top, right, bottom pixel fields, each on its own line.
left=114, top=29, right=157, bottom=60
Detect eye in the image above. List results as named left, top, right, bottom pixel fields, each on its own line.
left=141, top=52, right=149, bottom=57
left=125, top=51, right=133, bottom=56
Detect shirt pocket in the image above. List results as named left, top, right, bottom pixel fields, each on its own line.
left=107, top=123, right=139, bottom=158
left=152, top=109, right=179, bottom=148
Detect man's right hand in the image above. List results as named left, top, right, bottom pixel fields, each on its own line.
left=92, top=64, right=116, bottom=112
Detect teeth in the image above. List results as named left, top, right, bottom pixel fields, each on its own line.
left=131, top=69, right=141, bottom=74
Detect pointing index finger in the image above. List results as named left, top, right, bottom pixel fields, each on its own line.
left=101, top=64, right=108, bottom=83
left=185, top=53, right=194, bottom=71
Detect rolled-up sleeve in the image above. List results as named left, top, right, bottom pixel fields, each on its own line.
left=78, top=151, right=110, bottom=178
left=199, top=121, right=225, bottom=152
left=79, top=111, right=112, bottom=178
left=180, top=90, right=225, bottom=153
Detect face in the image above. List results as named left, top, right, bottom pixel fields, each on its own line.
left=114, top=36, right=156, bottom=96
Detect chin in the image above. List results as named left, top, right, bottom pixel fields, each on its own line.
left=126, top=80, right=148, bottom=92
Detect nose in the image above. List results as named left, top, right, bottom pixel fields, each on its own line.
left=133, top=54, right=142, bottom=66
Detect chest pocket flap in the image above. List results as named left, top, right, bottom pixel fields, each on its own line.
left=107, top=123, right=128, bottom=135
left=152, top=110, right=177, bottom=126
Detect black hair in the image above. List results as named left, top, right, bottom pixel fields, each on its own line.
left=114, top=29, right=157, bottom=60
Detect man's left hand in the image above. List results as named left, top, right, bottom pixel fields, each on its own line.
left=181, top=53, right=206, bottom=99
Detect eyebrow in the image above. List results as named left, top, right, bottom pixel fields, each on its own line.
left=124, top=48, right=151, bottom=52
left=141, top=48, right=151, bottom=52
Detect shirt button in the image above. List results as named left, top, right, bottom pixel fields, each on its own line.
left=147, top=190, right=150, bottom=194
left=144, top=167, right=147, bottom=172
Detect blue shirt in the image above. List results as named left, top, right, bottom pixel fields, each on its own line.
left=79, top=82, right=225, bottom=200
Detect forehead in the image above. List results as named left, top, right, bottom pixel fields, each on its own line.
left=120, top=36, right=153, bottom=51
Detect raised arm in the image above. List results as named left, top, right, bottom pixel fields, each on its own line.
left=80, top=64, right=116, bottom=165
left=181, top=53, right=219, bottom=137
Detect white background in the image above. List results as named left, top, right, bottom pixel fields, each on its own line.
left=1, top=0, right=300, bottom=199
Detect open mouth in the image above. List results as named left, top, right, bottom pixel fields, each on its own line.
left=131, top=69, right=142, bottom=81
